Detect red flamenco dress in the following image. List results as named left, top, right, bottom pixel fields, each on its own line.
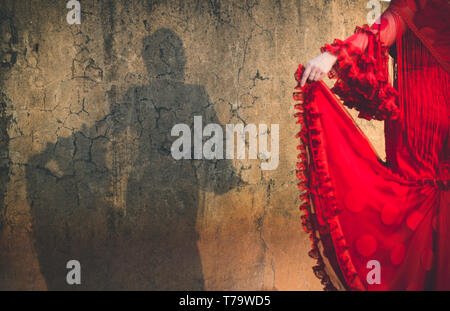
left=294, top=0, right=449, bottom=290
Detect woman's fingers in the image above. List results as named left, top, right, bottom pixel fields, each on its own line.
left=301, top=63, right=326, bottom=87
left=311, top=67, right=322, bottom=81
left=301, top=52, right=338, bottom=87
left=300, top=64, right=312, bottom=87
left=312, top=67, right=322, bottom=82
left=309, top=67, right=317, bottom=82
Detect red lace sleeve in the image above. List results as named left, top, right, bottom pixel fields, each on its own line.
left=321, top=10, right=405, bottom=121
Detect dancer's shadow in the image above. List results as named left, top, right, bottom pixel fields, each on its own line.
left=26, top=28, right=242, bottom=290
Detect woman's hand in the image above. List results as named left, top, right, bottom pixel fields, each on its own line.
left=300, top=52, right=338, bottom=87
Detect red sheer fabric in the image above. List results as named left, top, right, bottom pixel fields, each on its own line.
left=390, top=0, right=450, bottom=72
left=294, top=1, right=449, bottom=291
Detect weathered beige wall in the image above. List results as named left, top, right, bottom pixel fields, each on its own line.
left=0, top=0, right=386, bottom=290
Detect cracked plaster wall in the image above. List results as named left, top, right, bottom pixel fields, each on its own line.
left=0, top=0, right=387, bottom=290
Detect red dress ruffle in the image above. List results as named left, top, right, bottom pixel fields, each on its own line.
left=321, top=25, right=399, bottom=121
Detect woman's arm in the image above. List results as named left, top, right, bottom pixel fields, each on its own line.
left=300, top=8, right=406, bottom=87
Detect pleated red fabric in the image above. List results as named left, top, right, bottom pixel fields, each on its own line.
left=294, top=1, right=449, bottom=291
left=390, top=0, right=450, bottom=73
